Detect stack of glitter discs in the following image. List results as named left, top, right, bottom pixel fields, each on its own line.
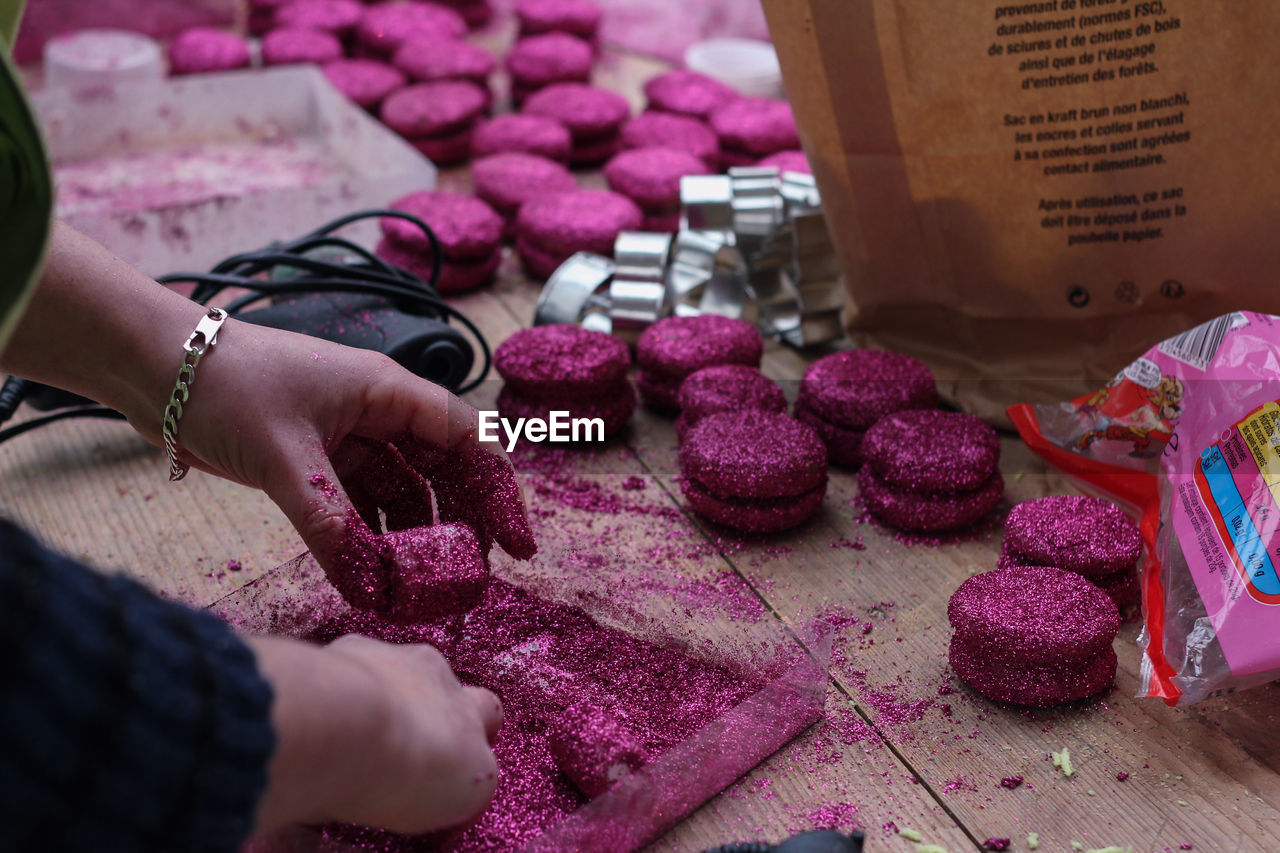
left=492, top=324, right=636, bottom=438
left=999, top=495, right=1143, bottom=613
left=634, top=314, right=763, bottom=413
left=948, top=565, right=1120, bottom=707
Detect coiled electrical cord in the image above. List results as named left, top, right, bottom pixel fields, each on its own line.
left=0, top=209, right=490, bottom=444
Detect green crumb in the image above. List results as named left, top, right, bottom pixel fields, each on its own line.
left=1087, top=789, right=1097, bottom=796
left=915, top=846, right=949, bottom=853
left=1071, top=843, right=1084, bottom=851
left=1052, top=747, right=1075, bottom=777
left=1177, top=799, right=1189, bottom=806
left=1026, top=832, right=1040, bottom=850
left=899, top=829, right=923, bottom=842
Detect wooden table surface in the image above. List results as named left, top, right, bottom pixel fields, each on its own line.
left=4, top=43, right=1280, bottom=853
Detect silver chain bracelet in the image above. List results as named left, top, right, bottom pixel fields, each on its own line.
left=162, top=307, right=229, bottom=482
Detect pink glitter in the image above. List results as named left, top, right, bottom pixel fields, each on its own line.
left=983, top=839, right=1011, bottom=851
left=999, top=775, right=1023, bottom=789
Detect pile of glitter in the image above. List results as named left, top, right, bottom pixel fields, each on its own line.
left=304, top=578, right=762, bottom=850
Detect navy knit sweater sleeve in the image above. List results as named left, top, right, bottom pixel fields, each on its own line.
left=0, top=517, right=275, bottom=852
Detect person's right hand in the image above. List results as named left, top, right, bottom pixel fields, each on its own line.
left=248, top=633, right=503, bottom=836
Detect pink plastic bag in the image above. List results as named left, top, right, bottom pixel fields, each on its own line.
left=1010, top=311, right=1280, bottom=705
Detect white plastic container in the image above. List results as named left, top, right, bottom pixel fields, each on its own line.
left=684, top=37, right=783, bottom=99
left=43, top=29, right=164, bottom=91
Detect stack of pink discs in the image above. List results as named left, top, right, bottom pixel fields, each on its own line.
left=522, top=82, right=630, bottom=167
left=472, top=153, right=577, bottom=240
left=603, top=147, right=712, bottom=233
left=355, top=3, right=467, bottom=57
left=506, top=32, right=593, bottom=103
left=167, top=28, right=251, bottom=75
left=392, top=37, right=496, bottom=106
left=858, top=410, right=1004, bottom=533
left=675, top=365, right=786, bottom=442
left=708, top=97, right=801, bottom=168
left=493, top=325, right=636, bottom=438
left=514, top=188, right=641, bottom=280
left=619, top=112, right=721, bottom=171
left=261, top=28, right=344, bottom=66
left=274, top=0, right=363, bottom=39
left=999, top=495, right=1143, bottom=612
left=377, top=190, right=504, bottom=294
left=515, top=0, right=602, bottom=46
left=795, top=349, right=937, bottom=468
left=471, top=114, right=573, bottom=163
left=948, top=565, right=1120, bottom=706
left=635, top=315, right=763, bottom=413
left=680, top=410, right=827, bottom=533
left=380, top=80, right=490, bottom=165
left=644, top=69, right=738, bottom=121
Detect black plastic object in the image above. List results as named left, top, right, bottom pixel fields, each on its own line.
left=236, top=292, right=474, bottom=391
left=702, top=830, right=866, bottom=853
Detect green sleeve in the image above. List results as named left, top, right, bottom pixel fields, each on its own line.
left=0, top=0, right=53, bottom=355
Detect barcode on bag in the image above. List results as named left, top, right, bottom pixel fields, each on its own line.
left=1157, top=313, right=1244, bottom=371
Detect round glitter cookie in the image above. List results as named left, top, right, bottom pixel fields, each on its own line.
left=644, top=69, right=739, bottom=120
left=947, top=564, right=1120, bottom=666
left=522, top=82, right=630, bottom=141
left=603, top=147, right=712, bottom=211
left=392, top=36, right=496, bottom=83
left=515, top=236, right=570, bottom=280
left=168, top=28, right=251, bottom=75
left=515, top=0, right=602, bottom=39
left=496, top=383, right=636, bottom=438
left=863, top=410, right=1000, bottom=493
left=261, top=28, right=344, bottom=66
left=681, top=410, right=827, bottom=500
left=357, top=2, right=468, bottom=55
left=634, top=369, right=682, bottom=413
left=408, top=127, right=475, bottom=166
left=949, top=634, right=1117, bottom=708
left=1004, top=495, right=1142, bottom=577
left=675, top=365, right=786, bottom=440
left=569, top=134, right=621, bottom=168
left=516, top=188, right=642, bottom=258
left=472, top=153, right=576, bottom=219
left=381, top=190, right=503, bottom=260
left=682, top=475, right=825, bottom=534
left=620, top=112, right=720, bottom=170
left=274, top=0, right=363, bottom=34
left=792, top=398, right=864, bottom=468
left=507, top=32, right=592, bottom=90
left=381, top=80, right=488, bottom=137
left=494, top=324, right=630, bottom=399
left=798, top=349, right=937, bottom=431
left=708, top=97, right=800, bottom=156
left=758, top=149, right=811, bottom=174
left=321, top=58, right=406, bottom=109
left=472, top=114, right=572, bottom=162
left=636, top=314, right=764, bottom=380
left=858, top=466, right=1003, bottom=533
left=374, top=238, right=499, bottom=294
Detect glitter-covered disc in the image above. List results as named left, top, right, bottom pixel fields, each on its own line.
left=515, top=0, right=602, bottom=38
left=274, top=0, right=362, bottom=34
left=516, top=188, right=642, bottom=257
left=168, top=28, right=251, bottom=75
left=708, top=97, right=800, bottom=156
left=374, top=239, right=498, bottom=294
left=472, top=114, right=573, bottom=162
left=384, top=523, right=489, bottom=623
left=682, top=475, right=825, bottom=533
left=321, top=58, right=406, bottom=109
left=858, top=466, right=1003, bottom=533
left=644, top=69, right=739, bottom=120
left=496, top=383, right=635, bottom=437
left=514, top=236, right=571, bottom=280
left=949, top=634, right=1117, bottom=707
left=792, top=398, right=864, bottom=468
left=675, top=365, right=786, bottom=441
left=620, top=112, right=720, bottom=170
left=381, top=80, right=489, bottom=137
left=381, top=190, right=503, bottom=260
left=948, top=564, right=1120, bottom=665
left=472, top=152, right=577, bottom=217
left=494, top=324, right=630, bottom=399
left=681, top=410, right=827, bottom=500
left=522, top=82, right=630, bottom=140
left=356, top=1, right=468, bottom=55
left=636, top=314, right=764, bottom=379
left=507, top=31, right=593, bottom=89
left=798, top=349, right=937, bottom=430
left=863, top=409, right=1000, bottom=492
left=547, top=701, right=647, bottom=798
left=392, top=36, right=497, bottom=83
left=995, top=550, right=1142, bottom=612
left=604, top=146, right=713, bottom=211
left=635, top=369, right=683, bottom=414
left=1004, top=495, right=1142, bottom=577
left=261, top=28, right=344, bottom=66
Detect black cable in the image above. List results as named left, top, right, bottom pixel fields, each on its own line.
left=0, top=208, right=491, bottom=445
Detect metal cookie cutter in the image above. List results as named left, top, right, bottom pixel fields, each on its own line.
left=533, top=252, right=616, bottom=333
left=609, top=231, right=671, bottom=338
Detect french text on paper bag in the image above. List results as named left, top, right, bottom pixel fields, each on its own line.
left=478, top=411, right=605, bottom=451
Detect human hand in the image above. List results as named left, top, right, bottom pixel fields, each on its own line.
left=249, top=633, right=503, bottom=834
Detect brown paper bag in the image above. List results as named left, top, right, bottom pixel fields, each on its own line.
left=762, top=0, right=1280, bottom=424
